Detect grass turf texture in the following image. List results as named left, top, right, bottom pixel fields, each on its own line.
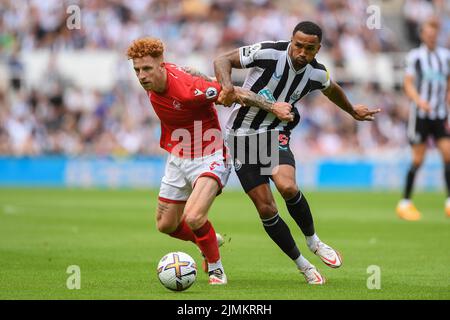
left=0, top=188, right=449, bottom=300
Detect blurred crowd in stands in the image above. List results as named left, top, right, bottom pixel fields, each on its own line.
left=0, top=0, right=449, bottom=157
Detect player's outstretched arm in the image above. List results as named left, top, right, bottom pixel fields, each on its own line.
left=217, top=87, right=294, bottom=122
left=322, top=80, right=381, bottom=121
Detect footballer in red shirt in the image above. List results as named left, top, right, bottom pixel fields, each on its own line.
left=127, top=37, right=293, bottom=284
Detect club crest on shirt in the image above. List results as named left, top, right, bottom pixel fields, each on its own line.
left=172, top=100, right=182, bottom=109
left=206, top=87, right=218, bottom=99
left=290, top=91, right=301, bottom=101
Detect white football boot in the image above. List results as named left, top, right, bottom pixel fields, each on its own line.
left=208, top=268, right=228, bottom=285
left=310, top=241, right=343, bottom=268
left=300, top=265, right=325, bottom=285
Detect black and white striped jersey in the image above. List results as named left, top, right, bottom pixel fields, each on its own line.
left=405, top=44, right=449, bottom=120
left=226, top=40, right=330, bottom=136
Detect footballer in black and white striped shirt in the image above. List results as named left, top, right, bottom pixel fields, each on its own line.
left=214, top=21, right=380, bottom=285
left=397, top=17, right=450, bottom=221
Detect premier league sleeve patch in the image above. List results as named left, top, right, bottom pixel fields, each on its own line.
left=240, top=43, right=262, bottom=67
left=205, top=87, right=218, bottom=99
left=242, top=43, right=261, bottom=58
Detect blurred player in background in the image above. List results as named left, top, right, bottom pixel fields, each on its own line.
left=127, top=37, right=293, bottom=285
left=396, top=17, right=450, bottom=221
left=214, top=21, right=380, bottom=285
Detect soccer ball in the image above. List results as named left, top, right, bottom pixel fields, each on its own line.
left=157, top=252, right=197, bottom=291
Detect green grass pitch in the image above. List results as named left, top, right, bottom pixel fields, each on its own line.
left=0, top=188, right=449, bottom=300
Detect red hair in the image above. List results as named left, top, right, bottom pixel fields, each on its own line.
left=127, top=37, right=164, bottom=59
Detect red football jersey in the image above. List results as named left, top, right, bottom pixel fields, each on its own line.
left=148, top=63, right=223, bottom=158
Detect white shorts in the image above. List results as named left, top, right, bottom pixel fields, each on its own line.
left=158, top=150, right=231, bottom=204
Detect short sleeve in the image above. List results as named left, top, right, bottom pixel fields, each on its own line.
left=319, top=67, right=331, bottom=91
left=310, top=60, right=331, bottom=91
left=405, top=50, right=418, bottom=76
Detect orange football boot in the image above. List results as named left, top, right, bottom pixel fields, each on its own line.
left=396, top=203, right=421, bottom=221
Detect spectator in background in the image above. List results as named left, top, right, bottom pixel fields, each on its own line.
left=7, top=48, right=23, bottom=91
left=0, top=0, right=447, bottom=157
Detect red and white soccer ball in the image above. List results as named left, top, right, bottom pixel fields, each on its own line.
left=157, top=252, right=197, bottom=291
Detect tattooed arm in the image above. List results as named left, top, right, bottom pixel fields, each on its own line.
left=211, top=48, right=293, bottom=121
left=217, top=86, right=294, bottom=122
left=182, top=60, right=293, bottom=122
left=213, top=49, right=243, bottom=105
left=214, top=49, right=242, bottom=91
left=233, top=87, right=277, bottom=112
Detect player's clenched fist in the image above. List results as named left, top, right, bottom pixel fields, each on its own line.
left=217, top=87, right=293, bottom=122
left=272, top=102, right=294, bottom=122
left=218, top=86, right=243, bottom=107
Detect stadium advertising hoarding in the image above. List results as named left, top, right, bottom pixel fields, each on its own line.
left=0, top=155, right=444, bottom=191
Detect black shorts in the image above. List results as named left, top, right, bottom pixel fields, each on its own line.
left=227, top=131, right=295, bottom=193
left=408, top=117, right=450, bottom=145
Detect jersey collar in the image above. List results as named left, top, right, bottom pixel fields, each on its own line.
left=420, top=43, right=437, bottom=54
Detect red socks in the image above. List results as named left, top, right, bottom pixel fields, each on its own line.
left=169, top=219, right=220, bottom=263
left=169, top=219, right=196, bottom=242
left=192, top=220, right=220, bottom=263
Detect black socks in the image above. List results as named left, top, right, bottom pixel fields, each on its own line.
left=404, top=165, right=420, bottom=199
left=445, top=163, right=450, bottom=197
left=285, top=191, right=315, bottom=237
left=261, top=213, right=300, bottom=260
